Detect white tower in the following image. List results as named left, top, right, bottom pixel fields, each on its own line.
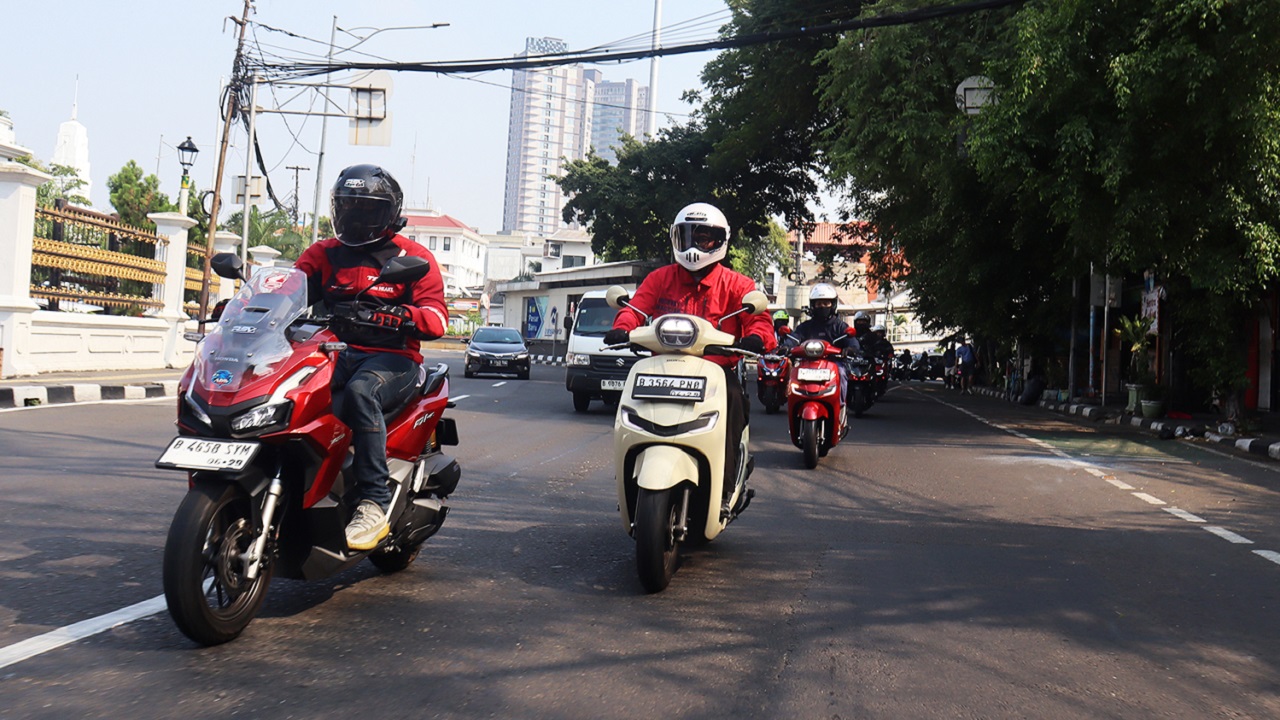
left=51, top=81, right=92, bottom=206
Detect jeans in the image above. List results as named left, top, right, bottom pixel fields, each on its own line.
left=332, top=349, right=420, bottom=511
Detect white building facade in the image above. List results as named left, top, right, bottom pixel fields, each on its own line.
left=590, top=79, right=648, bottom=165
left=402, top=209, right=488, bottom=296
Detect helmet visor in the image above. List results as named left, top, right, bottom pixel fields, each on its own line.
left=673, top=223, right=728, bottom=254
left=332, top=195, right=396, bottom=246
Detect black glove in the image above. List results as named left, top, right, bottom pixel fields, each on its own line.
left=603, top=328, right=630, bottom=346
left=735, top=335, right=765, bottom=354
left=360, top=304, right=411, bottom=332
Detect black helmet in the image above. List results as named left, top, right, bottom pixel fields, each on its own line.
left=331, top=164, right=404, bottom=247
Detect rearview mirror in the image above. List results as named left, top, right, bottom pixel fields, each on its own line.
left=211, top=253, right=245, bottom=281
left=378, top=256, right=431, bottom=285
left=741, top=290, right=769, bottom=315
left=605, top=285, right=630, bottom=310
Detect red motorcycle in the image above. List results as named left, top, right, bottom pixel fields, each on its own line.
left=155, top=253, right=461, bottom=645
left=786, top=338, right=850, bottom=469
left=756, top=328, right=796, bottom=414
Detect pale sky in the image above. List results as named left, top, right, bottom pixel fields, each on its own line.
left=2, top=0, right=732, bottom=234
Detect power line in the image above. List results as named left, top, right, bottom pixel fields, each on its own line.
left=261, top=0, right=1026, bottom=81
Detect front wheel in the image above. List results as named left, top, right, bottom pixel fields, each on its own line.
left=163, top=484, right=272, bottom=646
left=801, top=418, right=820, bottom=469
left=634, top=488, right=680, bottom=593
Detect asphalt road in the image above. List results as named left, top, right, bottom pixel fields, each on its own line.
left=2, top=359, right=1279, bottom=719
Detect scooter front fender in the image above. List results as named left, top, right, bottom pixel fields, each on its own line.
left=800, top=402, right=828, bottom=421
left=634, top=445, right=700, bottom=491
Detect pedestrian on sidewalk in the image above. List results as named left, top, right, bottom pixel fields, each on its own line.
left=957, top=337, right=976, bottom=394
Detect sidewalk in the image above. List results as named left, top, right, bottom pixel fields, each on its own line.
left=969, top=384, right=1280, bottom=463
left=0, top=339, right=569, bottom=409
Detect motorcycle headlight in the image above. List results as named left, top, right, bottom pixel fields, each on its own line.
left=802, top=340, right=826, bottom=358
left=231, top=401, right=292, bottom=433
left=655, top=317, right=698, bottom=349
left=568, top=352, right=591, bottom=366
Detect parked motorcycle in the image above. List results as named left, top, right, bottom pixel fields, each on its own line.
left=786, top=338, right=850, bottom=469
left=756, top=328, right=796, bottom=414
left=156, top=253, right=461, bottom=645
left=605, top=285, right=768, bottom=592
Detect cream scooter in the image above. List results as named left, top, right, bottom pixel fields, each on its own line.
left=605, top=286, right=769, bottom=592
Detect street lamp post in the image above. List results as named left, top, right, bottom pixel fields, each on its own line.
left=176, top=136, right=199, bottom=217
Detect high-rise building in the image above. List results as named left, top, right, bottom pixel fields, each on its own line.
left=591, top=80, right=648, bottom=166
left=501, top=38, right=649, bottom=236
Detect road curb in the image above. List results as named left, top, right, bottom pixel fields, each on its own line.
left=0, top=382, right=178, bottom=409
left=971, top=385, right=1280, bottom=462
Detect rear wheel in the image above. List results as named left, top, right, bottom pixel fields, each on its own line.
left=572, top=391, right=591, bottom=412
left=634, top=488, right=680, bottom=593
left=801, top=418, right=820, bottom=469
left=163, top=484, right=272, bottom=646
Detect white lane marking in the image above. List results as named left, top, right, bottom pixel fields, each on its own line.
left=0, top=396, right=171, bottom=414
left=492, top=382, right=507, bottom=387
left=0, top=594, right=167, bottom=670
left=1132, top=492, right=1166, bottom=505
left=1104, top=476, right=1135, bottom=490
left=1164, top=507, right=1206, bottom=523
left=451, top=394, right=470, bottom=402
left=1204, top=526, right=1254, bottom=544
left=1253, top=550, right=1280, bottom=566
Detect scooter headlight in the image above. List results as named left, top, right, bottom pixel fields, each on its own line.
left=802, top=340, right=826, bottom=358
left=655, top=317, right=698, bottom=349
left=231, top=401, right=292, bottom=433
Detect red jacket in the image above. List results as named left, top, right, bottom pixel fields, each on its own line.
left=295, top=234, right=449, bottom=363
left=613, top=263, right=776, bottom=366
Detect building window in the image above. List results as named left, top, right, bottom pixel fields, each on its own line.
left=444, top=237, right=452, bottom=251
left=428, top=237, right=437, bottom=250
left=563, top=255, right=586, bottom=268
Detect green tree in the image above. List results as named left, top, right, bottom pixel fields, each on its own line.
left=14, top=156, right=91, bottom=207
left=223, top=206, right=308, bottom=261
left=107, top=160, right=175, bottom=229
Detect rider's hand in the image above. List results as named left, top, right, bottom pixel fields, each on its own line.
left=364, top=304, right=411, bottom=331
left=604, top=328, right=630, bottom=346
left=735, top=334, right=765, bottom=354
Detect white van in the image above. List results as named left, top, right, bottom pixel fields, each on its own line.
left=564, top=289, right=642, bottom=412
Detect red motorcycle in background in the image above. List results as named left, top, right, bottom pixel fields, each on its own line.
left=756, top=327, right=796, bottom=414
left=786, top=338, right=850, bottom=469
left=155, top=253, right=461, bottom=645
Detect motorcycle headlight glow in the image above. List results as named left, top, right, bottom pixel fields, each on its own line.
left=655, top=317, right=698, bottom=349
left=802, top=340, right=826, bottom=358
left=231, top=401, right=292, bottom=432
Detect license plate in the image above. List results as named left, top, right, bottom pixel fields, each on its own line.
left=631, top=373, right=707, bottom=402
left=797, top=367, right=833, bottom=382
left=492, top=360, right=508, bottom=367
left=601, top=379, right=625, bottom=391
left=156, top=437, right=260, bottom=472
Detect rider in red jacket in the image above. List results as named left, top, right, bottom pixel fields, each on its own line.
left=607, top=202, right=774, bottom=510
left=294, top=164, right=449, bottom=550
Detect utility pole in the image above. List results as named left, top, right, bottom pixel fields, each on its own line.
left=286, top=165, right=310, bottom=226
left=645, top=0, right=663, bottom=138
left=198, top=0, right=255, bottom=326
left=310, top=16, right=338, bottom=248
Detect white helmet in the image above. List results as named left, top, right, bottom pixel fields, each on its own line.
left=670, top=202, right=730, bottom=272
left=809, top=283, right=838, bottom=319
left=872, top=324, right=886, bottom=334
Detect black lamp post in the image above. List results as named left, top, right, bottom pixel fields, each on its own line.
left=176, top=136, right=199, bottom=215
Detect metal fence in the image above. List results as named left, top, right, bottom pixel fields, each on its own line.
left=31, top=201, right=164, bottom=314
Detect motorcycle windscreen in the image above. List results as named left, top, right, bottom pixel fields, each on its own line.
left=193, top=268, right=310, bottom=394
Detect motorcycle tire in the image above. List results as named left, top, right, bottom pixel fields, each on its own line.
left=801, top=418, right=820, bottom=469
left=634, top=488, right=680, bottom=593
left=764, top=399, right=779, bottom=415
left=368, top=542, right=422, bottom=573
left=854, top=386, right=868, bottom=418
left=163, top=483, right=272, bottom=646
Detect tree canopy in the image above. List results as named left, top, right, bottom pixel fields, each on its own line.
left=107, top=160, right=175, bottom=229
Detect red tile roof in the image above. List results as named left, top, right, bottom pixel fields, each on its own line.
left=403, top=214, right=470, bottom=230
left=785, top=221, right=873, bottom=247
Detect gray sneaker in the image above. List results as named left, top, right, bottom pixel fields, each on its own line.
left=346, top=500, right=390, bottom=550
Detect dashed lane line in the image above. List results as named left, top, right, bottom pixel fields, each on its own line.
left=0, top=594, right=167, bottom=670
left=916, top=389, right=1278, bottom=567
